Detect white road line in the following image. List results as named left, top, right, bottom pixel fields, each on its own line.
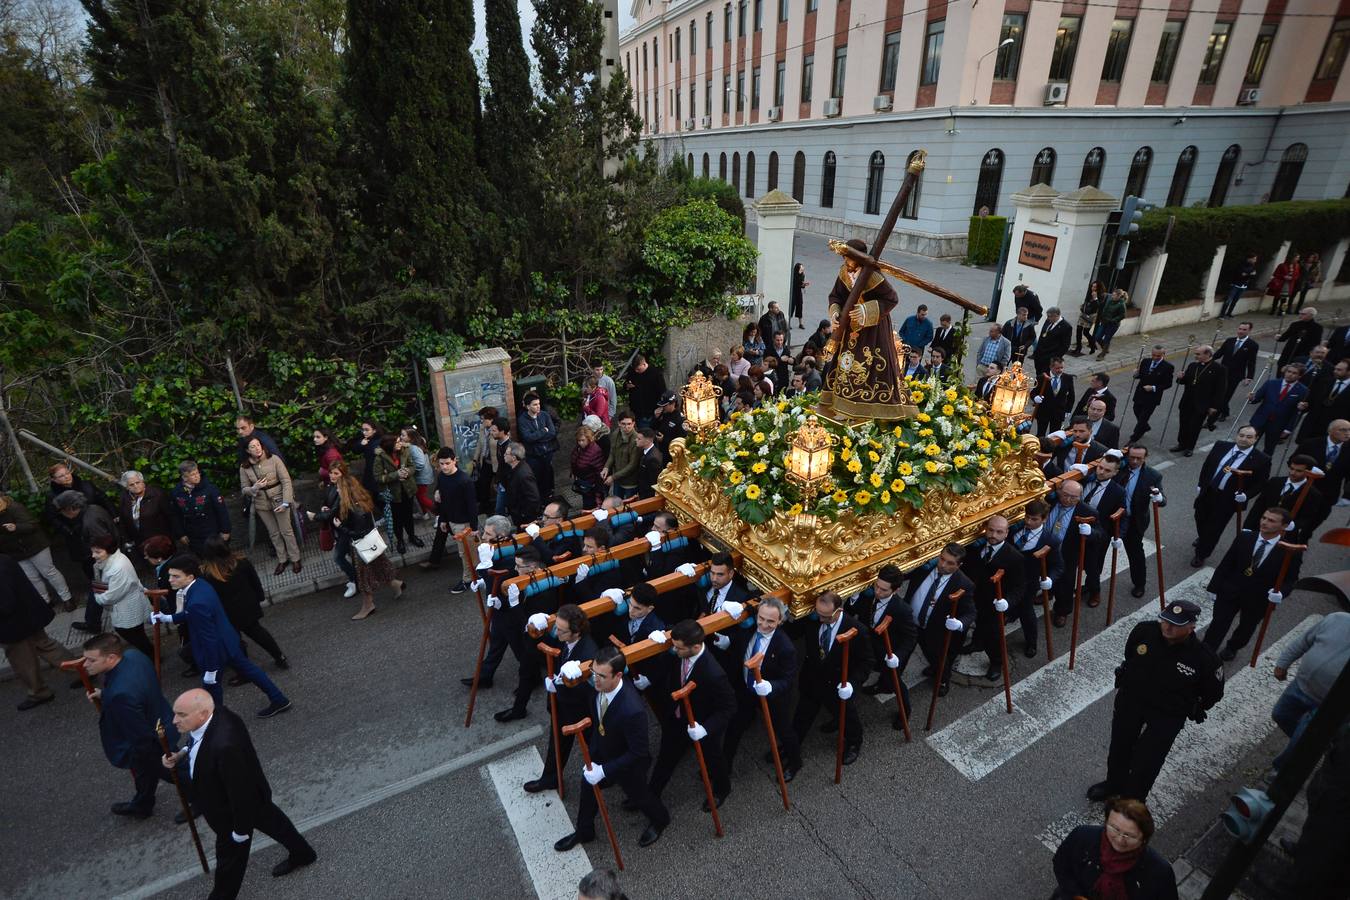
left=488, top=747, right=593, bottom=900
left=1197, top=442, right=1215, bottom=454
left=925, top=569, right=1215, bottom=781
left=1036, top=616, right=1322, bottom=852
left=1154, top=460, right=1174, bottom=471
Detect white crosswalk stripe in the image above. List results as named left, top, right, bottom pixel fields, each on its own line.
left=1036, top=615, right=1322, bottom=851
left=487, top=747, right=593, bottom=900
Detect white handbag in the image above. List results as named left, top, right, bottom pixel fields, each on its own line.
left=353, top=527, right=388, bottom=564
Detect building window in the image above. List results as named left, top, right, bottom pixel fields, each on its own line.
left=691, top=20, right=697, bottom=55
left=675, top=28, right=681, bottom=59
left=1080, top=147, right=1106, bottom=188
left=706, top=79, right=712, bottom=117
left=1124, top=146, right=1152, bottom=198
left=778, top=0, right=789, bottom=23
left=1049, top=17, right=1081, bottom=81
left=687, top=152, right=694, bottom=173
left=738, top=0, right=746, bottom=37
left=1151, top=21, right=1183, bottom=82
left=719, top=152, right=727, bottom=181
left=1314, top=19, right=1350, bottom=81
left=768, top=151, right=779, bottom=191
left=801, top=54, right=814, bottom=102
left=703, top=152, right=711, bottom=178
left=1244, top=24, right=1276, bottom=84
left=707, top=12, right=713, bottom=48
left=993, top=14, right=1025, bottom=80
left=921, top=21, right=944, bottom=85
left=674, top=88, right=680, bottom=122
left=902, top=150, right=922, bottom=219
left=880, top=31, right=902, bottom=92
left=830, top=46, right=847, bottom=98
left=752, top=66, right=762, bottom=109
left=746, top=152, right=756, bottom=197
left=732, top=151, right=741, bottom=191
left=1269, top=143, right=1308, bottom=202
left=724, top=4, right=732, bottom=42
left=1166, top=146, right=1196, bottom=207
left=864, top=151, right=886, bottom=215
left=723, top=74, right=731, bottom=113
left=1101, top=19, right=1133, bottom=83
left=754, top=0, right=763, bottom=31
left=1030, top=147, right=1056, bottom=187
left=1198, top=22, right=1231, bottom=85
left=974, top=148, right=1004, bottom=215
left=774, top=60, right=786, bottom=107
left=1208, top=144, right=1240, bottom=207
left=807, top=0, right=817, bottom=10
left=736, top=70, right=745, bottom=111
left=690, top=83, right=696, bottom=118
left=792, top=151, right=805, bottom=202
left=821, top=150, right=836, bottom=208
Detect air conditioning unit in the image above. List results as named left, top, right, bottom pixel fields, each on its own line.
left=684, top=118, right=695, bottom=130
left=700, top=116, right=711, bottom=128
left=873, top=95, right=893, bottom=111
left=1237, top=87, right=1261, bottom=105
left=767, top=106, right=782, bottom=121
left=823, top=98, right=842, bottom=117
left=1044, top=81, right=1069, bottom=105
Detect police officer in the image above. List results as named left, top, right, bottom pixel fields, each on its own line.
left=1086, top=598, right=1224, bottom=802
left=652, top=391, right=685, bottom=458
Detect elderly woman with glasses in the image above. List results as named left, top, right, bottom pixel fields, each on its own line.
left=1052, top=796, right=1177, bottom=899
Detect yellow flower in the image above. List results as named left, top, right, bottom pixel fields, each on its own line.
left=911, top=391, right=924, bottom=403
left=787, top=502, right=803, bottom=516
left=728, top=470, right=744, bottom=484
left=976, top=439, right=991, bottom=451
left=854, top=490, right=873, bottom=505
left=840, top=448, right=852, bottom=461
left=777, top=401, right=788, bottom=412
left=752, top=431, right=765, bottom=443
left=868, top=450, right=880, bottom=463
left=893, top=426, right=904, bottom=438
left=847, top=458, right=862, bottom=473
left=869, top=472, right=883, bottom=488
left=979, top=416, right=990, bottom=427
left=751, top=461, right=768, bottom=474
left=880, top=490, right=891, bottom=504
left=919, top=428, right=934, bottom=437
left=924, top=460, right=938, bottom=473
left=942, top=404, right=955, bottom=416
left=983, top=429, right=994, bottom=440
left=897, top=462, right=913, bottom=476
left=945, top=389, right=958, bottom=402
left=869, top=440, right=881, bottom=449
left=843, top=437, right=853, bottom=448
left=954, top=455, right=969, bottom=469
left=890, top=478, right=905, bottom=492
left=696, top=456, right=706, bottom=467
left=925, top=443, right=941, bottom=456
left=832, top=489, right=849, bottom=504
left=916, top=412, right=931, bottom=423
left=897, top=441, right=910, bottom=449
left=745, top=484, right=762, bottom=500
left=737, top=450, right=749, bottom=457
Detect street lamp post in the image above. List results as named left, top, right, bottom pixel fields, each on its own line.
left=972, top=38, right=1015, bottom=105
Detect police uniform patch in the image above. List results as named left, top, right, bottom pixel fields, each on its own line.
left=1137, top=644, right=1148, bottom=655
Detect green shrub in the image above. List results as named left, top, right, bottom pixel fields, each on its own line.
left=966, top=215, right=1007, bottom=266
left=681, top=177, right=746, bottom=228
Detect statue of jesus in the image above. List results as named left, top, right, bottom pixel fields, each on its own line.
left=820, top=237, right=911, bottom=420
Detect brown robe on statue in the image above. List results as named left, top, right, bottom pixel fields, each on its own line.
left=822, top=264, right=907, bottom=419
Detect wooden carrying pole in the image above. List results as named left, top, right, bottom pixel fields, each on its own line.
left=1105, top=509, right=1125, bottom=627
left=671, top=681, right=724, bottom=837
left=500, top=521, right=704, bottom=597
left=464, top=571, right=505, bottom=728
left=991, top=570, right=1013, bottom=715
left=746, top=652, right=791, bottom=810
left=1248, top=543, right=1307, bottom=667
left=1152, top=498, right=1167, bottom=611
left=1069, top=515, right=1096, bottom=671
left=61, top=659, right=99, bottom=711
left=1233, top=471, right=1250, bottom=538
left=539, top=643, right=566, bottom=801
left=874, top=615, right=912, bottom=742
left=1035, top=546, right=1055, bottom=659
left=157, top=720, right=210, bottom=874
left=924, top=590, right=965, bottom=732
left=456, top=496, right=667, bottom=567
left=563, top=718, right=624, bottom=871
left=833, top=627, right=858, bottom=785
left=146, top=588, right=169, bottom=680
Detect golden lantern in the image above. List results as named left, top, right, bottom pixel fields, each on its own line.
left=989, top=361, right=1033, bottom=424
left=681, top=371, right=722, bottom=437
left=785, top=415, right=835, bottom=501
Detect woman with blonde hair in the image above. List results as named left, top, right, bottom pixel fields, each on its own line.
left=310, top=458, right=403, bottom=620
left=571, top=425, right=606, bottom=510
left=89, top=535, right=152, bottom=658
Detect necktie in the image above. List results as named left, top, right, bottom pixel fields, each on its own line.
left=819, top=624, right=831, bottom=657
left=1212, top=450, right=1238, bottom=486
left=1332, top=381, right=1347, bottom=400
left=708, top=586, right=718, bottom=609
left=1283, top=481, right=1298, bottom=498
left=1251, top=539, right=1268, bottom=571
left=1125, top=470, right=1139, bottom=509
left=599, top=693, right=609, bottom=736
left=1329, top=443, right=1340, bottom=467
left=922, top=576, right=943, bottom=626
left=1149, top=360, right=1157, bottom=373
left=1020, top=530, right=1035, bottom=549
left=1088, top=483, right=1103, bottom=506
left=630, top=618, right=639, bottom=638
left=1279, top=383, right=1289, bottom=402
left=746, top=633, right=765, bottom=687
left=1052, top=376, right=1060, bottom=393
left=981, top=545, right=992, bottom=562
left=681, top=658, right=693, bottom=683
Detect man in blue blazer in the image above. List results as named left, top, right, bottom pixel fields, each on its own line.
left=1044, top=481, right=1102, bottom=625
left=722, top=595, right=801, bottom=779
left=1009, top=501, right=1062, bottom=658
left=1248, top=365, right=1310, bottom=454
left=1078, top=454, right=1128, bottom=608
left=154, top=555, right=290, bottom=718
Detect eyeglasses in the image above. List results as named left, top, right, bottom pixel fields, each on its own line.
left=1105, top=822, right=1143, bottom=845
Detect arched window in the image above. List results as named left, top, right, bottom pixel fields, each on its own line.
left=732, top=151, right=741, bottom=191
left=1079, top=147, right=1105, bottom=188
left=902, top=150, right=922, bottom=219
left=864, top=151, right=886, bottom=215
left=745, top=151, right=756, bottom=197
left=1029, top=147, right=1056, bottom=187
left=687, top=152, right=694, bottom=173
left=973, top=148, right=1004, bottom=215
left=719, top=152, right=727, bottom=181
left=1269, top=143, right=1308, bottom=202
left=702, top=152, right=711, bottom=178
left=821, top=151, right=836, bottom=208
left=1208, top=144, right=1240, bottom=207
left=792, top=151, right=806, bottom=202
left=1166, top=145, right=1197, bottom=207
left=767, top=151, right=779, bottom=191
left=1124, top=146, right=1152, bottom=198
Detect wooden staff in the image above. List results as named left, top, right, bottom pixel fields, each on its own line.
left=745, top=652, right=791, bottom=810
left=1248, top=542, right=1307, bottom=668
left=1232, top=471, right=1250, bottom=538
left=146, top=588, right=169, bottom=680
left=671, top=680, right=724, bottom=837
left=833, top=627, right=858, bottom=785
left=1034, top=546, right=1055, bottom=659
left=924, top=589, right=965, bottom=732
left=464, top=572, right=502, bottom=728
left=1285, top=471, right=1323, bottom=541
left=1071, top=440, right=1091, bottom=466
left=563, top=718, right=624, bottom=870
left=1069, top=515, right=1096, bottom=671
left=61, top=658, right=98, bottom=710
left=873, top=615, right=912, bottom=742
left=157, top=719, right=210, bottom=873
left=991, top=570, right=1013, bottom=714
left=539, top=643, right=566, bottom=801
left=1152, top=493, right=1167, bottom=611
left=1105, top=509, right=1125, bottom=627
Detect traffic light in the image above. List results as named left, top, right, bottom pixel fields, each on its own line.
left=1117, top=195, right=1156, bottom=236
left=1221, top=787, right=1274, bottom=843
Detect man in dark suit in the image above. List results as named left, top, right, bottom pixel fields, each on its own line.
left=904, top=544, right=976, bottom=696
left=1211, top=322, right=1260, bottom=423
left=525, top=605, right=599, bottom=794
left=1044, top=480, right=1102, bottom=626
left=1114, top=447, right=1167, bottom=598
left=1073, top=372, right=1118, bottom=422
left=849, top=566, right=918, bottom=731
left=1295, top=419, right=1350, bottom=504
left=1012, top=284, right=1044, bottom=322
left=1045, top=418, right=1109, bottom=477
left=502, top=441, right=542, bottom=528
left=494, top=545, right=563, bottom=723
left=1275, top=308, right=1322, bottom=369
left=163, top=689, right=315, bottom=898
left=695, top=552, right=752, bottom=677
left=554, top=647, right=670, bottom=851
left=1242, top=454, right=1331, bottom=545
left=1204, top=507, right=1304, bottom=660
left=616, top=583, right=668, bottom=696
left=1032, top=308, right=1073, bottom=379
left=1084, top=398, right=1121, bottom=448
left=1127, top=345, right=1176, bottom=444
left=1248, top=365, right=1310, bottom=454
left=931, top=314, right=959, bottom=360
left=1170, top=346, right=1227, bottom=456
left=960, top=517, right=1026, bottom=682
left=647, top=619, right=737, bottom=808
left=1191, top=427, right=1269, bottom=566
left=1033, top=358, right=1075, bottom=436
left=974, top=362, right=1002, bottom=404
left=641, top=511, right=698, bottom=622
left=792, top=590, right=873, bottom=763
left=1009, top=501, right=1062, bottom=657
left=722, top=596, right=801, bottom=778
left=1296, top=359, right=1350, bottom=443
left=1003, top=307, right=1036, bottom=364
left=1078, top=455, right=1127, bottom=607
left=633, top=429, right=665, bottom=500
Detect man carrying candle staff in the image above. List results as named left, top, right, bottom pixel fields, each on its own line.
left=960, top=517, right=1025, bottom=682
left=1203, top=507, right=1305, bottom=661
left=618, top=583, right=667, bottom=697
left=792, top=591, right=873, bottom=765
left=458, top=515, right=516, bottom=691
left=1077, top=454, right=1126, bottom=610
left=1044, top=481, right=1101, bottom=628
left=695, top=552, right=751, bottom=677
left=1009, top=501, right=1061, bottom=659
left=850, top=565, right=916, bottom=706
left=903, top=545, right=975, bottom=697
left=1241, top=454, right=1331, bottom=546
left=524, top=604, right=598, bottom=795
left=1190, top=426, right=1269, bottom=568
left=493, top=544, right=562, bottom=723
left=1115, top=445, right=1167, bottom=599
left=723, top=596, right=801, bottom=780
left=1126, top=344, right=1175, bottom=445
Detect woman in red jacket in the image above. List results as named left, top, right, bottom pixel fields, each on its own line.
left=1268, top=253, right=1302, bottom=316
left=570, top=425, right=606, bottom=511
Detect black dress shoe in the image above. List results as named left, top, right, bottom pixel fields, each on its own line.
left=1220, top=646, right=1238, bottom=661
left=1184, top=450, right=1193, bottom=457
left=1190, top=556, right=1205, bottom=568
left=863, top=681, right=893, bottom=696
left=271, top=851, right=316, bottom=877
left=175, top=809, right=199, bottom=825
left=409, top=536, right=426, bottom=548
left=984, top=665, right=1002, bottom=682
left=228, top=673, right=248, bottom=686
left=1131, top=586, right=1146, bottom=598
left=1024, top=644, right=1038, bottom=658
left=1086, top=781, right=1113, bottom=802
left=554, top=832, right=595, bottom=852
left=111, top=801, right=153, bottom=818
left=274, top=657, right=290, bottom=670
left=523, top=778, right=557, bottom=794
left=460, top=676, right=493, bottom=688
left=1168, top=445, right=1185, bottom=453
left=494, top=707, right=528, bottom=722
left=782, top=766, right=799, bottom=782
left=702, top=790, right=729, bottom=812
left=70, top=622, right=97, bottom=633
left=181, top=666, right=200, bottom=678
left=638, top=825, right=664, bottom=848
left=842, top=747, right=860, bottom=766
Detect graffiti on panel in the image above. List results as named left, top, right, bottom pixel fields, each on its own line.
left=443, top=369, right=509, bottom=461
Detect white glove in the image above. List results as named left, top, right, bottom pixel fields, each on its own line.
left=1337, top=498, right=1350, bottom=508
left=884, top=653, right=900, bottom=669
left=1267, top=590, right=1283, bottom=605
left=231, top=832, right=251, bottom=844
left=544, top=676, right=557, bottom=693
left=527, top=612, right=550, bottom=633
left=1049, top=430, right=1067, bottom=442
left=202, top=671, right=218, bottom=685
left=1312, top=466, right=1325, bottom=477
left=591, top=507, right=611, bottom=523
left=676, top=562, right=698, bottom=579
left=470, top=578, right=485, bottom=593
left=560, top=660, right=583, bottom=681
left=506, top=591, right=520, bottom=608
left=1078, top=522, right=1092, bottom=536
left=687, top=723, right=708, bottom=742
left=508, top=583, right=521, bottom=605
left=648, top=630, right=668, bottom=645
left=721, top=600, right=745, bottom=621
left=601, top=588, right=625, bottom=605
left=1104, top=449, right=1124, bottom=460
left=1033, top=395, right=1044, bottom=405
left=753, top=680, right=773, bottom=696
left=1234, top=492, right=1247, bottom=504
left=633, top=674, right=651, bottom=691
left=477, top=542, right=494, bottom=570
left=574, top=563, right=590, bottom=583
left=993, top=598, right=1009, bottom=613
left=583, top=763, right=605, bottom=785
left=524, top=523, right=541, bottom=539
left=944, top=617, right=964, bottom=632
left=712, top=633, right=731, bottom=650
left=1112, top=537, right=1125, bottom=551
left=1040, top=577, right=1053, bottom=590
left=1151, top=492, right=1165, bottom=505
left=836, top=682, right=854, bottom=700
left=645, top=530, right=662, bottom=550
left=150, top=612, right=173, bottom=625
left=486, top=595, right=502, bottom=610
left=1070, top=463, right=1090, bottom=475
left=1285, top=520, right=1295, bottom=532
left=1196, top=485, right=1203, bottom=496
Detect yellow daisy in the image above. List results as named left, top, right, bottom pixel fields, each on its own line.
left=924, top=444, right=940, bottom=456
left=752, top=431, right=765, bottom=443
left=893, top=479, right=906, bottom=492
left=728, top=470, right=744, bottom=484
left=868, top=450, right=880, bottom=463
left=854, top=490, right=872, bottom=505
left=897, top=462, right=913, bottom=476
left=869, top=472, right=883, bottom=488
left=893, top=425, right=904, bottom=438
left=841, top=448, right=852, bottom=461
left=787, top=502, right=803, bottom=516
left=942, top=404, right=955, bottom=416
left=916, top=412, right=931, bottom=423
left=911, top=391, right=925, bottom=403
left=751, top=461, right=767, bottom=474
left=945, top=389, right=958, bottom=402
left=954, top=455, right=969, bottom=469
left=847, top=458, right=862, bottom=473
left=924, top=460, right=938, bottom=473
left=832, top=489, right=849, bottom=503
left=745, top=484, right=762, bottom=499
left=880, top=490, right=891, bottom=504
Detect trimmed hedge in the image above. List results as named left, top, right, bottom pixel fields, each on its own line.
left=966, top=215, right=1007, bottom=266
left=1132, top=199, right=1350, bottom=307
